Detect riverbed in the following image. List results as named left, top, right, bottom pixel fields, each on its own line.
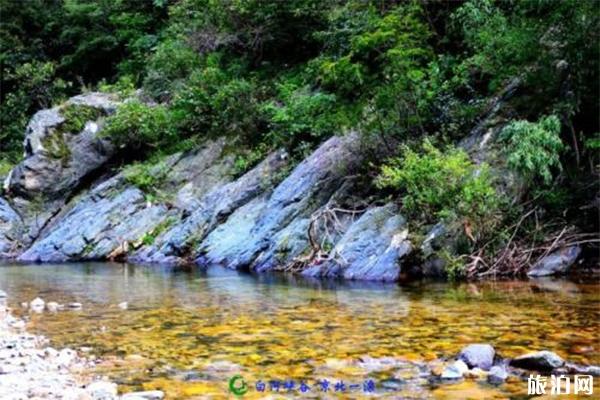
left=0, top=262, right=598, bottom=398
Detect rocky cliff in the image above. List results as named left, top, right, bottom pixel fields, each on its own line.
left=0, top=93, right=585, bottom=281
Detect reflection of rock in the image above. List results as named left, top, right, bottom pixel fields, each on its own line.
left=528, top=246, right=581, bottom=277
left=458, top=344, right=495, bottom=371
left=509, top=350, right=564, bottom=371
left=529, top=277, right=581, bottom=294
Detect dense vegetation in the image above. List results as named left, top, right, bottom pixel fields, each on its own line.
left=2, top=0, right=598, bottom=277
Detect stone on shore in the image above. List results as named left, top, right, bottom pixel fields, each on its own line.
left=121, top=390, right=165, bottom=400
left=30, top=297, right=45, bottom=312
left=86, top=380, right=118, bottom=399
left=527, top=246, right=581, bottom=277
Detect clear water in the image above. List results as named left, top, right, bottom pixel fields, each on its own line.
left=0, top=262, right=598, bottom=398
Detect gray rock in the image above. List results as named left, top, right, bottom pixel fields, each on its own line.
left=66, top=302, right=82, bottom=310
left=198, top=195, right=268, bottom=266
left=7, top=92, right=118, bottom=200
left=509, top=350, right=564, bottom=371
left=133, top=149, right=287, bottom=264
left=420, top=223, right=445, bottom=258
left=29, top=297, right=45, bottom=312
left=86, top=381, right=117, bottom=400
left=458, top=344, right=495, bottom=370
left=224, top=133, right=364, bottom=271
left=1, top=93, right=123, bottom=257
left=528, top=246, right=581, bottom=277
left=562, top=362, right=600, bottom=377
left=121, top=391, right=164, bottom=400
left=441, top=360, right=469, bottom=380
left=0, top=197, right=23, bottom=257
left=303, top=204, right=411, bottom=281
left=487, top=365, right=508, bottom=385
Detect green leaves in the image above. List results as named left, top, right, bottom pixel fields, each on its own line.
left=376, top=140, right=501, bottom=236
left=500, top=115, right=564, bottom=185
left=103, top=100, right=176, bottom=151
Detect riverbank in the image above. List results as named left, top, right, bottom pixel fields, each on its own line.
left=0, top=289, right=163, bottom=400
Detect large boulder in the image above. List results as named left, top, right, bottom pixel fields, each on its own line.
left=6, top=92, right=119, bottom=200
left=1, top=93, right=122, bottom=254
left=527, top=246, right=581, bottom=277
left=302, top=204, right=411, bottom=281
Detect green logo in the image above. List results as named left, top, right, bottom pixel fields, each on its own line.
left=229, top=374, right=248, bottom=396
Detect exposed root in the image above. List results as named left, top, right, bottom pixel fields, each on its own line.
left=470, top=209, right=599, bottom=278
left=277, top=204, right=367, bottom=273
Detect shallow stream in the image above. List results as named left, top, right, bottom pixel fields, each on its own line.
left=0, top=263, right=598, bottom=398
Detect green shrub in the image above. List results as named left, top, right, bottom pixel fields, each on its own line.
left=376, top=140, right=501, bottom=236
left=122, top=159, right=169, bottom=194
left=142, top=39, right=202, bottom=101
left=170, top=64, right=263, bottom=140
left=0, top=61, right=68, bottom=159
left=261, top=83, right=347, bottom=148
left=102, top=100, right=176, bottom=150
left=58, top=104, right=104, bottom=134
left=499, top=115, right=564, bottom=185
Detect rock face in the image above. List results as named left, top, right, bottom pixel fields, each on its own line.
left=302, top=204, right=411, bottom=281
left=2, top=93, right=122, bottom=250
left=0, top=96, right=420, bottom=282
left=222, top=133, right=366, bottom=271
left=458, top=344, right=495, bottom=371
left=19, top=139, right=236, bottom=262
left=0, top=197, right=22, bottom=257
left=527, top=246, right=581, bottom=277
left=509, top=350, right=564, bottom=371
left=132, top=149, right=289, bottom=264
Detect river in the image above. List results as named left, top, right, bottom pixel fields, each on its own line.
left=0, top=262, right=598, bottom=398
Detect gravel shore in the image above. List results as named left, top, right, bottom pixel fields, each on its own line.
left=0, top=291, right=163, bottom=400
